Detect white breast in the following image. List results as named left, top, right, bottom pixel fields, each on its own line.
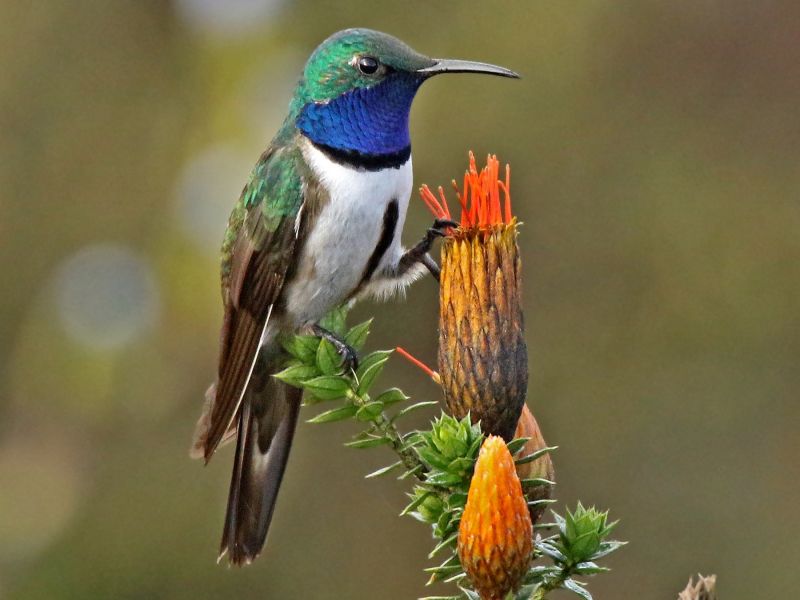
left=283, top=140, right=413, bottom=325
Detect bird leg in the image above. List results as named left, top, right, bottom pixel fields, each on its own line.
left=397, top=219, right=458, bottom=282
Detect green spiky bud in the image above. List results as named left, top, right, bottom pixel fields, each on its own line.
left=559, top=502, right=617, bottom=564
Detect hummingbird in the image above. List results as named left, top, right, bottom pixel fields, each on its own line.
left=191, top=28, right=518, bottom=566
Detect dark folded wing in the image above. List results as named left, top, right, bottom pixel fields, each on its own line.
left=200, top=144, right=308, bottom=462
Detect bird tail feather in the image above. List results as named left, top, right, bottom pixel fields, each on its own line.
left=218, top=360, right=301, bottom=565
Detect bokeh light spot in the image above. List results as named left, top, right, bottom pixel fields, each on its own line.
left=173, top=0, right=287, bottom=39
left=53, top=244, right=160, bottom=351
left=173, top=144, right=251, bottom=254
left=0, top=426, right=87, bottom=562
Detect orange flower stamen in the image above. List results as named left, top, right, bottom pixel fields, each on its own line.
left=419, top=185, right=452, bottom=222
left=419, top=152, right=513, bottom=233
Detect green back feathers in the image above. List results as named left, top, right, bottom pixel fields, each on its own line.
left=220, top=143, right=305, bottom=294
left=244, top=147, right=303, bottom=223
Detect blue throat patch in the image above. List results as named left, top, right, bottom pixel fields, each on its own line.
left=296, top=73, right=423, bottom=158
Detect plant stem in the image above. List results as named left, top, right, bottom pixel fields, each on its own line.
left=349, top=389, right=428, bottom=478
left=378, top=413, right=424, bottom=474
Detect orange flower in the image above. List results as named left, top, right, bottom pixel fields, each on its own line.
left=458, top=436, right=532, bottom=600
left=422, top=153, right=527, bottom=440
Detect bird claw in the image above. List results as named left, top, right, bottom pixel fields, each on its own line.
left=423, top=218, right=458, bottom=247
left=429, top=219, right=459, bottom=238
left=336, top=341, right=359, bottom=373
left=395, top=218, right=455, bottom=283
left=310, top=324, right=359, bottom=372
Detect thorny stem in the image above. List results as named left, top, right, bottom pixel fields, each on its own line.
left=379, top=412, right=424, bottom=474
left=531, top=577, right=563, bottom=600
left=349, top=390, right=427, bottom=477
left=349, top=388, right=455, bottom=504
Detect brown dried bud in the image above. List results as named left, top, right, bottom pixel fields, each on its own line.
left=514, top=404, right=555, bottom=523
left=678, top=574, right=718, bottom=600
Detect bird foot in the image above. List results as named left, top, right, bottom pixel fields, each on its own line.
left=399, top=219, right=458, bottom=282
left=310, top=324, right=359, bottom=372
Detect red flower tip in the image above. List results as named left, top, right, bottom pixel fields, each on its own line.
left=419, top=152, right=513, bottom=233
left=395, top=346, right=441, bottom=385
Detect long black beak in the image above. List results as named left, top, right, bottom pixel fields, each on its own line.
left=417, top=58, right=520, bottom=79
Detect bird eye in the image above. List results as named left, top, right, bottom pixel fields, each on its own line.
left=357, top=56, right=379, bottom=75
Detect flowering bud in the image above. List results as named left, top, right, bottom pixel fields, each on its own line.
left=421, top=153, right=527, bottom=440
left=458, top=436, right=532, bottom=600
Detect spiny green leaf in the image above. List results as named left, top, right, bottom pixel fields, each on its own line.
left=401, top=491, right=432, bottom=516
left=458, top=585, right=482, bottom=600
left=273, top=364, right=319, bottom=387
left=569, top=532, right=601, bottom=561
left=281, top=334, right=320, bottom=363
left=588, top=540, right=627, bottom=560
left=375, top=387, right=409, bottom=406
left=356, top=355, right=390, bottom=395
left=505, top=436, right=531, bottom=455
left=537, top=541, right=568, bottom=563
left=401, top=432, right=425, bottom=451
left=344, top=435, right=391, bottom=449
left=514, top=585, right=538, bottom=600
left=424, top=555, right=462, bottom=575
left=344, top=319, right=372, bottom=351
left=416, top=447, right=451, bottom=471
left=428, top=532, right=458, bottom=558
left=446, top=457, right=474, bottom=474
left=429, top=429, right=451, bottom=456
left=393, top=401, right=439, bottom=421
left=398, top=464, right=425, bottom=480
left=319, top=305, right=348, bottom=336
left=573, top=561, right=609, bottom=575
left=365, top=461, right=402, bottom=479
left=448, top=436, right=469, bottom=458
left=307, top=404, right=358, bottom=424
left=466, top=434, right=484, bottom=459
left=442, top=572, right=466, bottom=584
left=315, top=339, right=343, bottom=375
left=523, top=565, right=561, bottom=584
left=521, top=477, right=556, bottom=488
left=528, top=498, right=558, bottom=508
left=356, top=400, right=384, bottom=422
left=434, top=509, right=457, bottom=538
left=562, top=578, right=593, bottom=600
left=301, top=375, right=351, bottom=401
left=515, top=445, right=558, bottom=465
left=447, top=492, right=468, bottom=508
left=355, top=350, right=392, bottom=379
left=425, top=471, right=464, bottom=487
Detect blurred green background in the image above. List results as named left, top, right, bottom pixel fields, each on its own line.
left=1, top=1, right=798, bottom=598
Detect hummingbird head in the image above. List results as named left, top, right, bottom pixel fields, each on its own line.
left=291, top=29, right=518, bottom=163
